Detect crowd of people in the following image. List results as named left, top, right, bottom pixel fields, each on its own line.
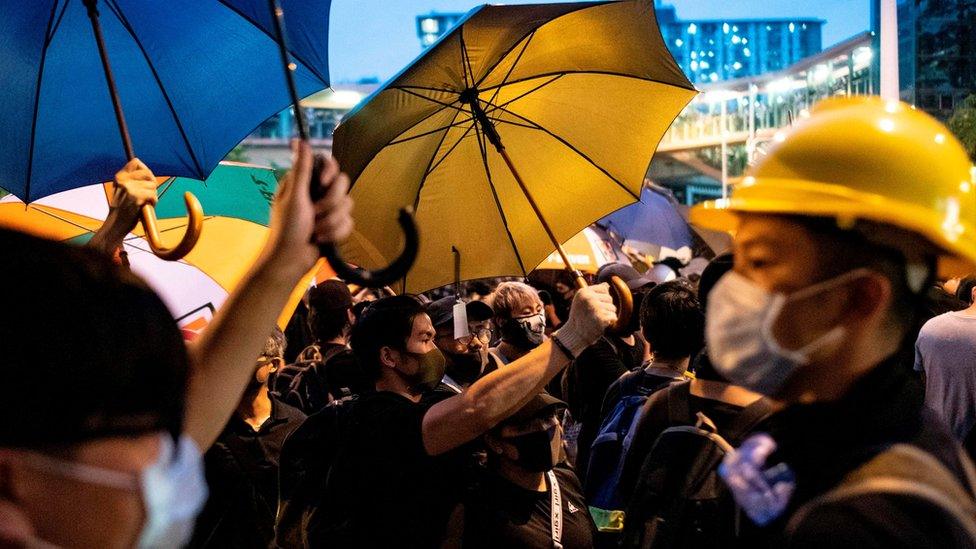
left=4, top=97, right=976, bottom=549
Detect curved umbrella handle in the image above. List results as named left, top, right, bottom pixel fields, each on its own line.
left=572, top=272, right=634, bottom=335
left=140, top=192, right=203, bottom=261
left=311, top=155, right=419, bottom=288
left=318, top=208, right=419, bottom=288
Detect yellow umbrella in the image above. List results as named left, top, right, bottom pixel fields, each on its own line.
left=333, top=0, right=696, bottom=300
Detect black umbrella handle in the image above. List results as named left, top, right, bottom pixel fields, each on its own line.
left=268, top=0, right=418, bottom=288
left=310, top=155, right=419, bottom=288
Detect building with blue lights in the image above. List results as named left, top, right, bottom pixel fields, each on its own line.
left=415, top=3, right=823, bottom=85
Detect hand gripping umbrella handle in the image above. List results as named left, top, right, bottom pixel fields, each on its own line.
left=573, top=272, right=634, bottom=335
left=139, top=193, right=203, bottom=261
left=310, top=155, right=419, bottom=288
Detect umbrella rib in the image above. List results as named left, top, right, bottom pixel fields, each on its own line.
left=48, top=0, right=71, bottom=42
left=485, top=30, right=536, bottom=108
left=470, top=0, right=610, bottom=91
left=472, top=115, right=528, bottom=276
left=105, top=0, right=206, bottom=177
left=395, top=87, right=466, bottom=113
left=479, top=70, right=698, bottom=94
left=23, top=2, right=61, bottom=202
left=389, top=84, right=459, bottom=94
left=481, top=101, right=640, bottom=202
left=459, top=27, right=475, bottom=90
left=410, top=108, right=464, bottom=217
left=424, top=116, right=477, bottom=179
left=484, top=74, right=564, bottom=117
left=388, top=116, right=475, bottom=147
left=32, top=207, right=99, bottom=237
left=214, top=0, right=329, bottom=86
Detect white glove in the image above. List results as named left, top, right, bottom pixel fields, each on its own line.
left=553, top=283, right=617, bottom=357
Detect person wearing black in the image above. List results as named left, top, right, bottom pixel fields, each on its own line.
left=272, top=279, right=367, bottom=413
left=190, top=329, right=306, bottom=548
left=316, top=287, right=617, bottom=548
left=564, top=263, right=650, bottom=480
left=599, top=279, right=702, bottom=418
left=427, top=296, right=501, bottom=394
left=691, top=99, right=976, bottom=547
left=463, top=394, right=597, bottom=549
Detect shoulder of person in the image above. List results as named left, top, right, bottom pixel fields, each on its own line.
left=787, top=443, right=976, bottom=547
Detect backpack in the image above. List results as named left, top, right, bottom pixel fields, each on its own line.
left=786, top=443, right=976, bottom=545
left=273, top=395, right=357, bottom=549
left=271, top=344, right=352, bottom=415
left=620, top=384, right=771, bottom=549
left=584, top=370, right=684, bottom=521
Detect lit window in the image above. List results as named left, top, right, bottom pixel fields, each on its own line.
left=422, top=34, right=436, bottom=45
left=802, top=23, right=807, bottom=30
left=421, top=18, right=439, bottom=34
left=700, top=60, right=710, bottom=69
left=743, top=47, right=751, bottom=57
left=688, top=23, right=698, bottom=35
left=766, top=25, right=772, bottom=31
left=733, top=61, right=743, bottom=70
left=710, top=72, right=719, bottom=82
left=708, top=51, right=715, bottom=57
left=691, top=60, right=699, bottom=70
left=789, top=22, right=796, bottom=33
left=708, top=39, right=715, bottom=45
left=675, top=38, right=684, bottom=47
left=723, top=23, right=730, bottom=34
left=691, top=51, right=698, bottom=59
left=733, top=25, right=739, bottom=32
left=731, top=35, right=741, bottom=44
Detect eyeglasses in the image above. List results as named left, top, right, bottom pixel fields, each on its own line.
left=454, top=328, right=492, bottom=345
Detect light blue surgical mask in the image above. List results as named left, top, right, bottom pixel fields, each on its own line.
left=25, top=433, right=207, bottom=549
left=705, top=269, right=868, bottom=396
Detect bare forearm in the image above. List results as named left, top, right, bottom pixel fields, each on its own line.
left=184, top=253, right=307, bottom=449
left=88, top=209, right=131, bottom=255
left=423, top=340, right=570, bottom=455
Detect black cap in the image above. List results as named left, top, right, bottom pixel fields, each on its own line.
left=597, top=262, right=656, bottom=291
left=308, top=280, right=353, bottom=312
left=426, top=296, right=493, bottom=328
left=500, top=393, right=567, bottom=426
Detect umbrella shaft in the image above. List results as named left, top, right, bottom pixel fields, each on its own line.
left=83, top=0, right=135, bottom=160
left=267, top=0, right=310, bottom=141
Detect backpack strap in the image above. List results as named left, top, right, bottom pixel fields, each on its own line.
left=665, top=381, right=693, bottom=426
left=723, top=396, right=773, bottom=444
left=787, top=443, right=976, bottom=542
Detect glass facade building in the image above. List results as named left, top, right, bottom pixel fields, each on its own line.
left=896, top=0, right=976, bottom=119
left=416, top=4, right=823, bottom=85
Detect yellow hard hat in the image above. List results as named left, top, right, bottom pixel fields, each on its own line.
left=690, top=96, right=976, bottom=276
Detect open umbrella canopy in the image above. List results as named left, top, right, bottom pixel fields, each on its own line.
left=599, top=182, right=695, bottom=254
left=334, top=0, right=696, bottom=294
left=0, top=162, right=278, bottom=320
left=0, top=0, right=330, bottom=202
left=533, top=226, right=624, bottom=274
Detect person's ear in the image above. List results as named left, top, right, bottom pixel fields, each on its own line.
left=379, top=346, right=399, bottom=369
left=270, top=358, right=282, bottom=372
left=846, top=272, right=891, bottom=326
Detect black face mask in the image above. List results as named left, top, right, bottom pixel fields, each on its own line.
left=501, top=313, right=545, bottom=350
left=399, top=348, right=447, bottom=393
left=506, top=425, right=561, bottom=472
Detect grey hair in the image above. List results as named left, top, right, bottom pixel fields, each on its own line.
left=488, top=281, right=542, bottom=318
left=261, top=327, right=287, bottom=360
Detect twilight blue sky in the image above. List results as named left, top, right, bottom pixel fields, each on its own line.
left=327, top=0, right=869, bottom=83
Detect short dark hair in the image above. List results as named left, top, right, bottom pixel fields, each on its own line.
left=2, top=229, right=188, bottom=449
left=956, top=275, right=976, bottom=305
left=350, top=295, right=426, bottom=382
left=307, top=281, right=353, bottom=342
left=640, top=279, right=704, bottom=360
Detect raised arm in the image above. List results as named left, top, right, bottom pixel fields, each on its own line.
left=184, top=141, right=353, bottom=450
left=87, top=158, right=158, bottom=257
left=422, top=284, right=616, bottom=456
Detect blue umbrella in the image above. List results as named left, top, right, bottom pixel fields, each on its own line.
left=1, top=0, right=330, bottom=258
left=599, top=183, right=694, bottom=253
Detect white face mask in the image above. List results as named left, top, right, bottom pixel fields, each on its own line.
left=705, top=269, right=868, bottom=396
left=24, top=433, right=207, bottom=549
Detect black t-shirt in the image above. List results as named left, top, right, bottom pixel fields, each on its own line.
left=189, top=399, right=305, bottom=548
left=756, top=358, right=975, bottom=548
left=568, top=335, right=646, bottom=481
left=319, top=391, right=467, bottom=548
left=463, top=465, right=597, bottom=549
